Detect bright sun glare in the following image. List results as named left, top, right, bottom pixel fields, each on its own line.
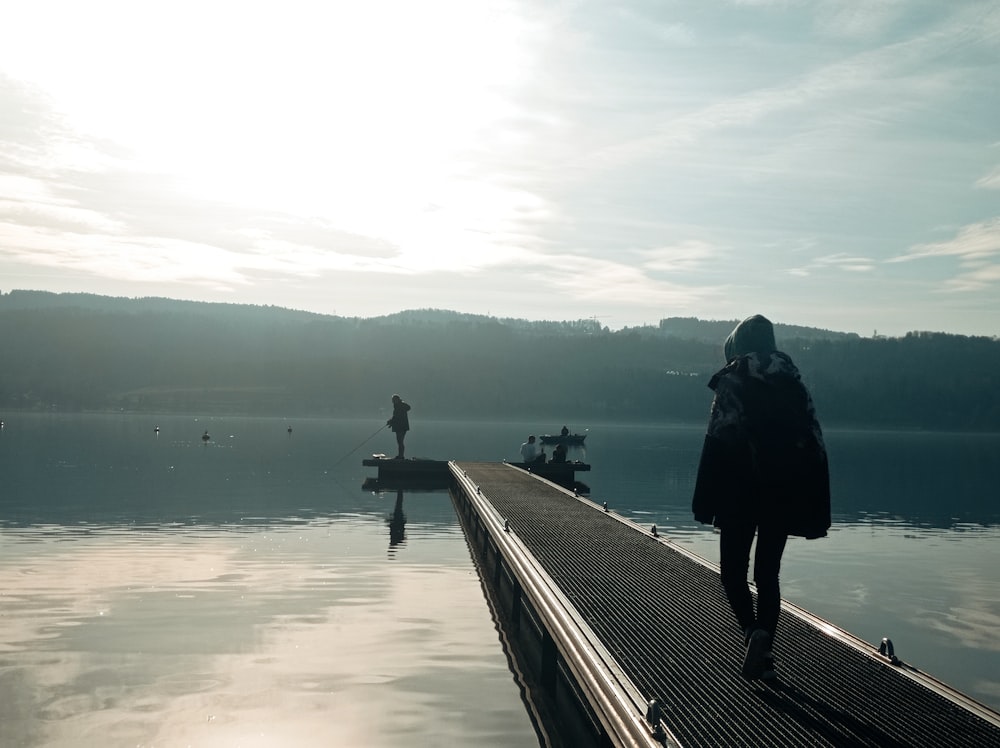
left=3, top=0, right=540, bottom=268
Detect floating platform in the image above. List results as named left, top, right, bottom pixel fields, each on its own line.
left=505, top=460, right=590, bottom=492
left=361, top=456, right=591, bottom=493
left=362, top=456, right=451, bottom=490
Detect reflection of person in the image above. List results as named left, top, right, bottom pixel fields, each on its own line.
left=519, top=435, right=545, bottom=463
left=386, top=394, right=411, bottom=459
left=551, top=443, right=568, bottom=463
left=692, top=314, right=830, bottom=682
left=388, top=490, right=406, bottom=550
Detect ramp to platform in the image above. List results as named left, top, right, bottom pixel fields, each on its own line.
left=453, top=461, right=1000, bottom=748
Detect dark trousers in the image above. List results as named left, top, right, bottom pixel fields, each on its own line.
left=719, top=522, right=788, bottom=640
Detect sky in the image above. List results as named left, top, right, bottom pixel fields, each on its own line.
left=1, top=0, right=998, bottom=337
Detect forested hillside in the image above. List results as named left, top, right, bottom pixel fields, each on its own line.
left=2, top=290, right=998, bottom=430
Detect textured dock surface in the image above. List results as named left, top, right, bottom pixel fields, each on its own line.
left=454, top=461, right=1000, bottom=748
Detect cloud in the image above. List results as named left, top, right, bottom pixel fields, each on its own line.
left=814, top=253, right=878, bottom=273
left=887, top=218, right=1000, bottom=293
left=784, top=251, right=877, bottom=277
left=942, top=264, right=1000, bottom=293
left=2, top=230, right=256, bottom=290
left=526, top=251, right=726, bottom=309
left=579, top=3, right=998, bottom=176
left=977, top=166, right=1000, bottom=190
left=890, top=219, right=1000, bottom=264
left=0, top=70, right=535, bottom=290
left=0, top=2, right=551, bottom=289
left=0, top=216, right=503, bottom=292
left=815, top=0, right=909, bottom=40
left=729, top=0, right=800, bottom=7
left=0, top=184, right=124, bottom=235
left=638, top=240, right=720, bottom=273
left=0, top=75, right=60, bottom=155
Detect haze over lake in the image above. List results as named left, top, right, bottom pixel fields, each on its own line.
left=1, top=414, right=998, bottom=746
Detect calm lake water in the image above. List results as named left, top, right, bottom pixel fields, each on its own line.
left=1, top=414, right=999, bottom=747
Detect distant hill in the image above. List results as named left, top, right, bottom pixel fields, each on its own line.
left=0, top=289, right=325, bottom=323
left=0, top=291, right=855, bottom=341
left=655, top=317, right=858, bottom=343
left=1, top=290, right=997, bottom=430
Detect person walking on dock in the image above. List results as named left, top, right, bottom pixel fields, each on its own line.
left=692, top=314, right=830, bottom=681
left=386, top=394, right=411, bottom=459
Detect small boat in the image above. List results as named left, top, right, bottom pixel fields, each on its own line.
left=538, top=432, right=587, bottom=446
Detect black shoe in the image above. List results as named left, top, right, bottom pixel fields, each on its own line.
left=742, top=629, right=771, bottom=679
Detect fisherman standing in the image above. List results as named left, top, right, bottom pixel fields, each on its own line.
left=386, top=394, right=411, bottom=459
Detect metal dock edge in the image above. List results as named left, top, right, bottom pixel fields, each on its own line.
left=451, top=462, right=678, bottom=747
left=449, top=460, right=1000, bottom=748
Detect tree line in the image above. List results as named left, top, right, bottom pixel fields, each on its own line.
left=1, top=291, right=998, bottom=431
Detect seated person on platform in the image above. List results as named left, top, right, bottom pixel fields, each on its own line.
left=551, top=443, right=568, bottom=463
left=519, top=435, right=546, bottom=463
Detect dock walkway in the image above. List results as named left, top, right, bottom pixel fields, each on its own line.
left=452, top=461, right=1000, bottom=747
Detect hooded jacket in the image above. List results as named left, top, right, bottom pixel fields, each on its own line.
left=692, top=315, right=831, bottom=538
left=388, top=397, right=411, bottom=433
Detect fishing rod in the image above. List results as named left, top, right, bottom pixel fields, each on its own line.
left=332, top=423, right=387, bottom=468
